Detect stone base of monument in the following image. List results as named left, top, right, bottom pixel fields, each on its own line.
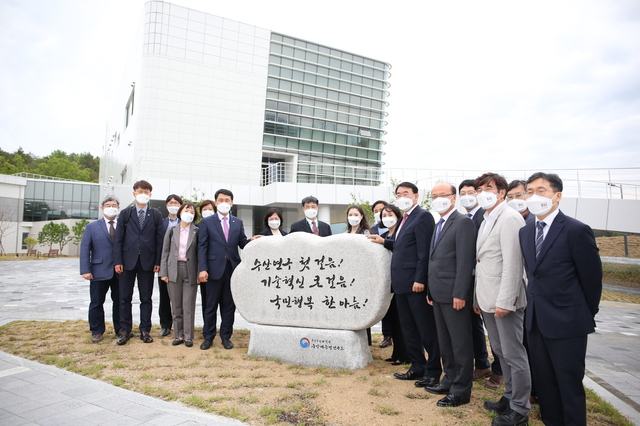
left=248, top=324, right=373, bottom=370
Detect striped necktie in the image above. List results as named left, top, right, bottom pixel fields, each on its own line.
left=535, top=221, right=546, bottom=259
left=138, top=209, right=145, bottom=229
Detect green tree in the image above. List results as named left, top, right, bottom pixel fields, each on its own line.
left=24, top=237, right=38, bottom=252
left=55, top=223, right=73, bottom=253
left=347, top=194, right=374, bottom=222
left=38, top=222, right=59, bottom=251
left=0, top=157, right=18, bottom=175
left=34, top=157, right=91, bottom=181
left=71, top=219, right=90, bottom=246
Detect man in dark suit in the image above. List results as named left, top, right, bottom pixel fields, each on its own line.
left=506, top=180, right=535, bottom=226
left=520, top=172, right=602, bottom=426
left=198, top=189, right=253, bottom=350
left=425, top=183, right=476, bottom=407
left=459, top=179, right=497, bottom=386
left=80, top=195, right=122, bottom=343
left=368, top=182, right=441, bottom=387
left=114, top=180, right=164, bottom=345
left=289, top=196, right=332, bottom=236
left=158, top=194, right=183, bottom=337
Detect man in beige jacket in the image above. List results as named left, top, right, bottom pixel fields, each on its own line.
left=474, top=173, right=530, bottom=426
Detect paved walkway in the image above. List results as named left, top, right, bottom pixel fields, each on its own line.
left=0, top=258, right=639, bottom=424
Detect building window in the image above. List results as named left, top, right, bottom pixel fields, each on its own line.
left=21, top=233, right=29, bottom=250
left=124, top=86, right=135, bottom=128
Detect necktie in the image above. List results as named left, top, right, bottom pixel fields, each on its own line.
left=467, top=213, right=473, bottom=218
left=222, top=216, right=229, bottom=242
left=433, top=218, right=445, bottom=245
left=311, top=221, right=319, bottom=236
left=535, top=221, right=546, bottom=259
left=138, top=209, right=145, bottom=229
left=108, top=220, right=115, bottom=243
left=397, top=213, right=409, bottom=235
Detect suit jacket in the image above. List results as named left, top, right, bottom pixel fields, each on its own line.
left=519, top=210, right=602, bottom=338
left=80, top=219, right=116, bottom=281
left=161, top=216, right=179, bottom=236
left=384, top=206, right=435, bottom=294
left=198, top=213, right=249, bottom=280
left=475, top=202, right=526, bottom=313
left=259, top=228, right=288, bottom=236
left=427, top=210, right=476, bottom=303
left=289, top=219, right=332, bottom=236
left=471, top=207, right=485, bottom=232
left=114, top=206, right=164, bottom=271
left=159, top=223, right=198, bottom=285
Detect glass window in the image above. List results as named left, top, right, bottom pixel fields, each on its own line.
left=281, top=58, right=294, bottom=68
left=73, top=184, right=83, bottom=201
left=291, top=82, right=303, bottom=93
left=325, top=132, right=336, bottom=142
left=268, top=65, right=279, bottom=76
left=303, top=85, right=315, bottom=96
left=313, top=108, right=326, bottom=119
left=299, top=140, right=311, bottom=151
left=294, top=49, right=305, bottom=60
left=280, top=80, right=292, bottom=91
left=304, top=63, right=317, bottom=73
left=325, top=121, right=337, bottom=131
left=265, top=111, right=276, bottom=121
left=280, top=68, right=293, bottom=80
left=311, top=142, right=323, bottom=152
left=287, top=139, right=299, bottom=149
left=326, top=110, right=338, bottom=121
left=266, top=99, right=278, bottom=110
left=335, top=145, right=346, bottom=155
left=264, top=122, right=275, bottom=133
left=317, top=65, right=329, bottom=75
left=336, top=134, right=347, bottom=144
left=289, top=104, right=301, bottom=114
left=267, top=78, right=278, bottom=88
left=301, top=106, right=314, bottom=117
left=306, top=52, right=318, bottom=63
left=303, top=73, right=316, bottom=84
left=300, top=128, right=312, bottom=139
left=312, top=130, right=324, bottom=141
left=275, top=137, right=287, bottom=147
left=289, top=115, right=300, bottom=126
left=275, top=124, right=286, bottom=135
left=34, top=181, right=45, bottom=199
left=312, top=119, right=324, bottom=129
left=269, top=44, right=281, bottom=54
left=323, top=143, right=335, bottom=154
left=278, top=102, right=290, bottom=112
left=263, top=135, right=275, bottom=146
left=346, top=147, right=357, bottom=158
left=282, top=46, right=294, bottom=57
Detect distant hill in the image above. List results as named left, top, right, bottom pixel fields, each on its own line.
left=0, top=148, right=99, bottom=183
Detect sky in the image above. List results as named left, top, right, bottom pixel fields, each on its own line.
left=1, top=0, right=639, bottom=172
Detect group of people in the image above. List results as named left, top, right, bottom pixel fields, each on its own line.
left=80, top=171, right=602, bottom=426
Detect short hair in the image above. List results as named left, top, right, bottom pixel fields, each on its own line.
left=381, top=204, right=403, bottom=225
left=101, top=195, right=120, bottom=207
left=177, top=203, right=198, bottom=222
left=214, top=189, right=234, bottom=201
left=301, top=196, right=319, bottom=206
left=395, top=181, right=419, bottom=194
left=371, top=200, right=388, bottom=211
left=459, top=179, right=476, bottom=191
left=133, top=180, right=152, bottom=192
left=474, top=173, right=508, bottom=193
left=263, top=208, right=283, bottom=228
left=507, top=180, right=526, bottom=193
left=346, top=205, right=371, bottom=234
left=165, top=194, right=183, bottom=204
left=526, top=172, right=563, bottom=192
left=199, top=199, right=215, bottom=214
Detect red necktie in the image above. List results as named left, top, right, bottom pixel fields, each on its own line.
left=312, top=221, right=319, bottom=236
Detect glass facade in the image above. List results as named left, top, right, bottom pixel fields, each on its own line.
left=263, top=33, right=390, bottom=186
left=22, top=180, right=100, bottom=222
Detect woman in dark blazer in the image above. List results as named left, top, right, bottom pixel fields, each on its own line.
left=160, top=203, right=199, bottom=347
left=378, top=204, right=410, bottom=365
left=259, top=208, right=288, bottom=236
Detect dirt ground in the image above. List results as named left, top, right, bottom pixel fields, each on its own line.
left=596, top=236, right=640, bottom=258
left=0, top=320, right=547, bottom=425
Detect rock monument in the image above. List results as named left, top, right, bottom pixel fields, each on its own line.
left=231, top=232, right=392, bottom=370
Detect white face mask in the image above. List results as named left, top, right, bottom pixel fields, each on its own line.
left=432, top=197, right=452, bottom=214
left=135, top=193, right=150, bottom=205
left=201, top=210, right=215, bottom=218
left=304, top=208, right=318, bottom=219
left=103, top=207, right=119, bottom=218
left=396, top=197, right=414, bottom=212
left=348, top=216, right=362, bottom=227
left=167, top=205, right=180, bottom=215
left=460, top=195, right=477, bottom=209
left=507, top=199, right=528, bottom=213
left=216, top=202, right=231, bottom=214
left=527, top=194, right=556, bottom=216
left=477, top=192, right=498, bottom=210
left=382, top=216, right=397, bottom=228
left=180, top=212, right=194, bottom=224
left=268, top=220, right=281, bottom=229
left=373, top=212, right=381, bottom=224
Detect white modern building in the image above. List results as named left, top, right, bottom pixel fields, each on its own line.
left=101, top=1, right=392, bottom=235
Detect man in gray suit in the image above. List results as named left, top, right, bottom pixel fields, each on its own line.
left=425, top=183, right=476, bottom=407
left=474, top=173, right=530, bottom=426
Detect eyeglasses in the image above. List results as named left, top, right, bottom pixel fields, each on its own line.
left=525, top=188, right=552, bottom=197
left=431, top=193, right=453, bottom=200
left=476, top=186, right=495, bottom=194
left=459, top=190, right=477, bottom=196
left=505, top=192, right=526, bottom=200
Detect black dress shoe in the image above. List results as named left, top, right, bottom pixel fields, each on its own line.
left=436, top=394, right=470, bottom=407
left=161, top=328, right=171, bottom=337
left=140, top=331, right=153, bottom=343
left=425, top=383, right=450, bottom=395
left=394, top=370, right=421, bottom=380
left=379, top=336, right=392, bottom=348
left=484, top=396, right=510, bottom=415
left=414, top=376, right=439, bottom=388
left=222, top=339, right=234, bottom=350
left=200, top=340, right=213, bottom=350
left=185, top=339, right=193, bottom=347
left=116, top=329, right=134, bottom=338
left=491, top=408, right=529, bottom=426
left=116, top=332, right=129, bottom=345
left=172, top=338, right=183, bottom=346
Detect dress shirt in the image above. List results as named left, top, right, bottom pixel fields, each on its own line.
left=103, top=216, right=117, bottom=233
left=466, top=205, right=482, bottom=217
left=306, top=218, right=319, bottom=229
left=218, top=212, right=230, bottom=233
left=177, top=224, right=189, bottom=261
left=481, top=201, right=502, bottom=236
left=167, top=217, right=180, bottom=228
left=396, top=202, right=419, bottom=235
left=535, top=208, right=560, bottom=241
left=136, top=205, right=148, bottom=218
